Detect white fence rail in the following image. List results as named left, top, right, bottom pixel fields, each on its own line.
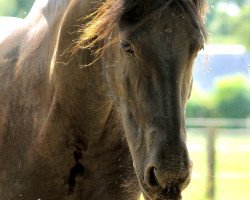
left=186, top=118, right=250, bottom=200
left=186, top=117, right=250, bottom=128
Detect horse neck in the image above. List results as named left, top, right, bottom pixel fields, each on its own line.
left=26, top=0, right=72, bottom=28
left=49, top=0, right=116, bottom=137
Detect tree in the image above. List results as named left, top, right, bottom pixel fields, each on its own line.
left=186, top=75, right=250, bottom=119
left=229, top=0, right=249, bottom=7
left=186, top=87, right=214, bottom=118
left=0, top=0, right=34, bottom=18
left=233, top=6, right=250, bottom=50
left=213, top=75, right=250, bottom=118
left=209, top=11, right=236, bottom=36
left=0, top=0, right=16, bottom=17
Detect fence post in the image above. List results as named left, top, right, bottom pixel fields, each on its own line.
left=207, top=127, right=216, bottom=200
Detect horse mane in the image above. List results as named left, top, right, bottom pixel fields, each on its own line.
left=71, top=0, right=124, bottom=58
left=72, top=0, right=207, bottom=59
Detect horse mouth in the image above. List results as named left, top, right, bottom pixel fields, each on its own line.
left=142, top=188, right=182, bottom=200
left=138, top=170, right=190, bottom=200
left=139, top=177, right=183, bottom=200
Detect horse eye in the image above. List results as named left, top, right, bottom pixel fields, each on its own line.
left=120, top=41, right=134, bottom=55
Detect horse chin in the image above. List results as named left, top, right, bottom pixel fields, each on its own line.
left=139, top=177, right=183, bottom=200
left=142, top=190, right=182, bottom=200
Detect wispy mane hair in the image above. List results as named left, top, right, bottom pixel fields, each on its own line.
left=71, top=0, right=124, bottom=57
left=72, top=0, right=207, bottom=58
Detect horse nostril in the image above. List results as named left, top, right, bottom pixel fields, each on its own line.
left=145, top=165, right=191, bottom=193
left=147, top=167, right=159, bottom=187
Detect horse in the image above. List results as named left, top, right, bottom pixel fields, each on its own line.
left=0, top=0, right=207, bottom=199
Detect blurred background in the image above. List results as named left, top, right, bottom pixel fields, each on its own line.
left=0, top=0, right=250, bottom=199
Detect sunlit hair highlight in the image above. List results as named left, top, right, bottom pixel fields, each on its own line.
left=71, top=0, right=123, bottom=61
left=70, top=0, right=208, bottom=65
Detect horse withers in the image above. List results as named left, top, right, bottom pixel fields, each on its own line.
left=0, top=0, right=206, bottom=199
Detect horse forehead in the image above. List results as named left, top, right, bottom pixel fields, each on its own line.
left=142, top=11, right=187, bottom=35
left=129, top=0, right=171, bottom=6
left=122, top=0, right=173, bottom=17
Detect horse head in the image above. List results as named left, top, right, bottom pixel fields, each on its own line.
left=100, top=0, right=206, bottom=199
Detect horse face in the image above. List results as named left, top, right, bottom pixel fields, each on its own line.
left=109, top=1, right=204, bottom=199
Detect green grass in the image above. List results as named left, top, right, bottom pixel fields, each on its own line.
left=140, top=132, right=250, bottom=200
left=184, top=132, right=250, bottom=200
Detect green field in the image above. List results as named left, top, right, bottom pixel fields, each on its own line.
left=183, top=132, right=250, bottom=200
left=141, top=132, right=250, bottom=200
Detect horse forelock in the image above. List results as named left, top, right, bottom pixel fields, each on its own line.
left=70, top=0, right=124, bottom=58
left=72, top=0, right=207, bottom=60
left=175, top=0, right=208, bottom=41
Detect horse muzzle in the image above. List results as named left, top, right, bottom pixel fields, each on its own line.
left=139, top=133, right=192, bottom=200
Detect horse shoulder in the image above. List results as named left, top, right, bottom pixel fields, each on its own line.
left=0, top=17, right=28, bottom=133
left=0, top=17, right=26, bottom=44
left=0, top=14, right=50, bottom=135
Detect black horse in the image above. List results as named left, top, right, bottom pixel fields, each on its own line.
left=0, top=0, right=207, bottom=199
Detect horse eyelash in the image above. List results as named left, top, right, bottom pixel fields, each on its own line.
left=120, top=41, right=135, bottom=55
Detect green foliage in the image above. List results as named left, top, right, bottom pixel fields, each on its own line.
left=233, top=6, right=250, bottom=50
left=206, top=1, right=250, bottom=51
left=0, top=0, right=16, bottom=16
left=210, top=11, right=235, bottom=36
left=186, top=87, right=214, bottom=118
left=187, top=75, right=250, bottom=118
left=213, top=75, right=250, bottom=118
left=0, top=0, right=34, bottom=18
left=230, top=0, right=249, bottom=7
